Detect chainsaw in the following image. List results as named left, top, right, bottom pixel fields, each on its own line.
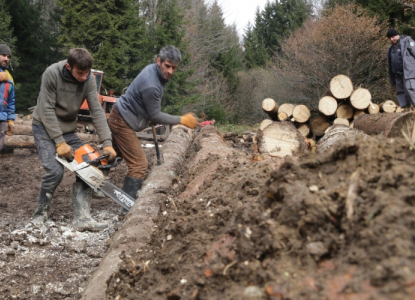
left=56, top=144, right=135, bottom=210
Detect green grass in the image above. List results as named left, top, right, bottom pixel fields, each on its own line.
left=215, top=123, right=259, bottom=134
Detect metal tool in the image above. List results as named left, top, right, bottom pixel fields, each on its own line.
left=151, top=124, right=164, bottom=165
left=56, top=144, right=135, bottom=210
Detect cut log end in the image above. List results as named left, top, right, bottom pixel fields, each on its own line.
left=330, top=75, right=354, bottom=99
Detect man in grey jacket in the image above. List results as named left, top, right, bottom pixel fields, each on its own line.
left=108, top=46, right=199, bottom=215
left=386, top=28, right=415, bottom=108
left=31, top=48, right=117, bottom=231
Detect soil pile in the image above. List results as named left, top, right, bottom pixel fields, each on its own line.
left=106, top=134, right=415, bottom=300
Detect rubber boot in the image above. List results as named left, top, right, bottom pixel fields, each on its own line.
left=31, top=188, right=53, bottom=224
left=120, top=176, right=142, bottom=216
left=72, top=180, right=108, bottom=231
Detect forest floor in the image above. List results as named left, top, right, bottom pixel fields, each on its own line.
left=2, top=128, right=415, bottom=300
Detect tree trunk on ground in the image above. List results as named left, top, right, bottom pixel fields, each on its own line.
left=350, top=88, right=371, bottom=110
left=316, top=124, right=367, bottom=153
left=380, top=100, right=397, bottom=113
left=292, top=105, right=311, bottom=123
left=336, top=104, right=354, bottom=119
left=330, top=75, right=354, bottom=99
left=368, top=103, right=380, bottom=114
left=262, top=98, right=279, bottom=121
left=319, top=96, right=337, bottom=117
left=81, top=125, right=194, bottom=300
left=353, top=112, right=415, bottom=139
left=4, top=135, right=35, bottom=148
left=259, top=119, right=274, bottom=131
left=310, top=115, right=331, bottom=137
left=278, top=103, right=294, bottom=118
left=257, top=121, right=306, bottom=157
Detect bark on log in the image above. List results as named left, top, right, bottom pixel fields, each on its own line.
left=259, top=119, right=274, bottom=131
left=262, top=98, right=279, bottom=121
left=350, top=88, right=371, bottom=110
left=353, top=111, right=415, bottom=138
left=310, top=115, right=331, bottom=137
left=222, top=132, right=238, bottom=138
left=368, top=103, right=380, bottom=114
left=292, top=104, right=311, bottom=123
left=353, top=110, right=366, bottom=119
left=333, top=118, right=350, bottom=126
left=257, top=121, right=306, bottom=157
left=316, top=124, right=368, bottom=153
left=319, top=96, right=337, bottom=117
left=278, top=103, right=294, bottom=118
left=81, top=125, right=194, bottom=300
left=4, top=135, right=36, bottom=148
left=296, top=123, right=311, bottom=137
left=13, top=124, right=33, bottom=135
left=336, top=104, right=354, bottom=119
left=380, top=100, right=397, bottom=113
left=330, top=75, right=354, bottom=99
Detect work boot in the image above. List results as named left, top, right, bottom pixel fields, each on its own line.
left=31, top=188, right=53, bottom=225
left=120, top=176, right=142, bottom=216
left=72, top=181, right=108, bottom=231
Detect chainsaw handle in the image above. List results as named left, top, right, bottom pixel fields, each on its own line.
left=98, top=156, right=122, bottom=169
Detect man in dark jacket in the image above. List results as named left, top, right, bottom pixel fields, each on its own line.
left=0, top=44, right=15, bottom=156
left=386, top=28, right=415, bottom=108
left=31, top=48, right=117, bottom=231
left=108, top=45, right=199, bottom=215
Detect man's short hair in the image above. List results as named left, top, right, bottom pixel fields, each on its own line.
left=158, top=46, right=181, bottom=64
left=67, top=48, right=93, bottom=70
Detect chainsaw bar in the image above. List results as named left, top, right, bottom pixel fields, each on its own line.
left=98, top=181, right=135, bottom=210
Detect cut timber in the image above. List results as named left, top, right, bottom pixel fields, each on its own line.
left=330, top=75, right=354, bottom=99
left=296, top=123, right=311, bottom=137
left=278, top=103, right=294, bottom=118
left=350, top=88, right=371, bottom=110
left=13, top=124, right=33, bottom=136
left=368, top=103, right=380, bottom=114
left=316, top=124, right=367, bottom=153
left=333, top=118, right=350, bottom=126
left=380, top=100, right=397, bottom=113
left=319, top=96, right=337, bottom=117
left=353, top=110, right=366, bottom=119
left=353, top=111, right=415, bottom=138
left=336, top=104, right=354, bottom=119
left=4, top=135, right=35, bottom=148
left=259, top=119, right=273, bottom=131
left=278, top=112, right=289, bottom=121
left=262, top=98, right=279, bottom=121
left=257, top=121, right=306, bottom=157
left=310, top=115, right=331, bottom=137
left=292, top=105, right=311, bottom=123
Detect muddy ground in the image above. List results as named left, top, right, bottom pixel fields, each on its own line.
left=106, top=133, right=415, bottom=300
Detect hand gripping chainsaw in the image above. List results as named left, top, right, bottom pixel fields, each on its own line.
left=56, top=144, right=135, bottom=210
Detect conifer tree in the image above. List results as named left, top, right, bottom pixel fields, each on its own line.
left=243, top=21, right=269, bottom=68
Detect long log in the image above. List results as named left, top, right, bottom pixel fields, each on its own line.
left=310, top=115, right=331, bottom=137
left=262, top=98, right=279, bottom=121
left=292, top=105, right=311, bottom=123
left=353, top=111, right=415, bottom=139
left=330, top=75, right=354, bottom=99
left=4, top=135, right=36, bottom=148
left=257, top=121, right=306, bottom=157
left=316, top=124, right=367, bottom=153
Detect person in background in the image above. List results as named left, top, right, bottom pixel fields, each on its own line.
left=108, top=45, right=200, bottom=215
left=0, top=44, right=15, bottom=157
left=31, top=48, right=117, bottom=231
left=386, top=28, right=415, bottom=109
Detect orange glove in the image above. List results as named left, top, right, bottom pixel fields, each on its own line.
left=103, top=146, right=117, bottom=162
left=180, top=113, right=200, bottom=129
left=6, top=120, right=14, bottom=136
left=0, top=72, right=10, bottom=82
left=56, top=142, right=73, bottom=159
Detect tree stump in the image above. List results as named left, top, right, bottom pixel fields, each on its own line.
left=319, top=96, right=337, bottom=117
left=330, top=75, right=354, bottom=99
left=350, top=88, right=371, bottom=110
left=257, top=121, right=306, bottom=157
left=292, top=105, right=311, bottom=123
left=336, top=104, right=354, bottom=119
left=380, top=100, right=397, bottom=113
left=316, top=124, right=367, bottom=153
left=262, top=98, right=279, bottom=121
left=353, top=111, right=415, bottom=138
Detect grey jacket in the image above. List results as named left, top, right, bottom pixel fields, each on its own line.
left=387, top=35, right=415, bottom=86
left=115, top=63, right=180, bottom=132
left=32, top=60, right=112, bottom=147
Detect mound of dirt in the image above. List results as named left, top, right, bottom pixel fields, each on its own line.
left=106, top=134, right=415, bottom=300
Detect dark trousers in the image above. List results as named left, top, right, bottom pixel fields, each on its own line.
left=0, top=121, right=6, bottom=153
left=395, top=75, right=415, bottom=107
left=32, top=124, right=84, bottom=191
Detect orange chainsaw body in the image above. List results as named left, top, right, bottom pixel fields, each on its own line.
left=74, top=144, right=108, bottom=165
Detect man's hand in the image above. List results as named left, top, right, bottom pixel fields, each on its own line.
left=103, top=146, right=117, bottom=162
left=180, top=113, right=200, bottom=129
left=6, top=120, right=14, bottom=136
left=0, top=72, right=10, bottom=82
left=56, top=142, right=73, bottom=159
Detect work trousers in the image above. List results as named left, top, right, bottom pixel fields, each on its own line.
left=32, top=124, right=84, bottom=191
left=395, top=75, right=415, bottom=107
left=108, top=106, right=148, bottom=179
left=0, top=121, right=7, bottom=153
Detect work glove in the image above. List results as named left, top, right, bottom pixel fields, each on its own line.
left=103, top=146, right=117, bottom=162
left=56, top=142, right=73, bottom=159
left=180, top=113, right=200, bottom=129
left=6, top=120, right=14, bottom=136
left=0, top=72, right=10, bottom=82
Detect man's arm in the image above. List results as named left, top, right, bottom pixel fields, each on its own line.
left=143, top=86, right=180, bottom=125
